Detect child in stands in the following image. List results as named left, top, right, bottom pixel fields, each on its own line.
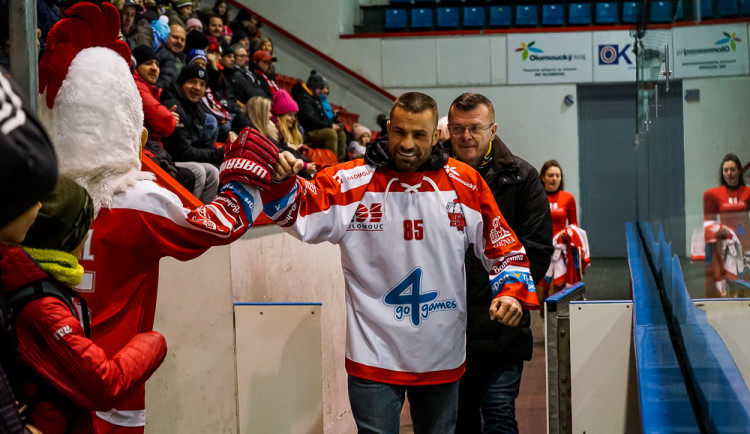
left=3, top=176, right=167, bottom=433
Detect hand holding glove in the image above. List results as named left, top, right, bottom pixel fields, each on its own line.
left=219, top=127, right=280, bottom=191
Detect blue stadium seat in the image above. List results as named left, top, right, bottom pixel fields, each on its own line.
left=650, top=1, right=673, bottom=22
left=595, top=2, right=619, bottom=23
left=437, top=7, right=459, bottom=28
left=385, top=8, right=407, bottom=30
left=411, top=7, right=433, bottom=29
left=516, top=5, right=538, bottom=26
left=569, top=3, right=592, bottom=24
left=389, top=0, right=411, bottom=4
left=675, top=0, right=684, bottom=19
left=717, top=0, right=739, bottom=16
left=463, top=6, right=486, bottom=27
left=741, top=0, right=750, bottom=15
left=622, top=1, right=642, bottom=22
left=542, top=4, right=564, bottom=25
left=489, top=6, right=512, bottom=26
left=701, top=0, right=715, bottom=17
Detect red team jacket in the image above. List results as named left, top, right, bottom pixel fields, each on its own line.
left=262, top=157, right=538, bottom=385
left=0, top=243, right=167, bottom=434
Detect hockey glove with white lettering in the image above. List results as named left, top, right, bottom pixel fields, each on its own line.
left=219, top=127, right=280, bottom=191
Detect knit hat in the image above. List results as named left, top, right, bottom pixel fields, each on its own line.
left=23, top=175, right=94, bottom=253
left=231, top=29, right=249, bottom=45
left=132, top=45, right=157, bottom=66
left=174, top=0, right=192, bottom=9
left=0, top=76, right=58, bottom=229
left=121, top=0, right=143, bottom=12
left=184, top=30, right=209, bottom=53
left=185, top=48, right=208, bottom=65
left=185, top=17, right=203, bottom=33
left=306, top=70, right=326, bottom=90
left=353, top=124, right=371, bottom=142
left=177, top=63, right=208, bottom=86
left=151, top=16, right=171, bottom=49
left=271, top=89, right=298, bottom=116
left=206, top=35, right=221, bottom=53
left=252, top=50, right=276, bottom=63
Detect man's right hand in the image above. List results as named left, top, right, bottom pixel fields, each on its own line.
left=219, top=127, right=279, bottom=191
left=272, top=151, right=306, bottom=181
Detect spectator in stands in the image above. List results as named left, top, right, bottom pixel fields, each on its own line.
left=436, top=115, right=450, bottom=144
left=271, top=89, right=303, bottom=149
left=166, top=0, right=193, bottom=27
left=248, top=50, right=279, bottom=99
left=5, top=175, right=168, bottom=433
left=319, top=84, right=336, bottom=123
left=120, top=0, right=142, bottom=37
left=254, top=36, right=274, bottom=56
left=186, top=17, right=203, bottom=33
left=231, top=29, right=251, bottom=50
left=206, top=14, right=224, bottom=39
left=212, top=0, right=231, bottom=26
left=260, top=91, right=537, bottom=434
left=202, top=38, right=237, bottom=140
left=445, top=93, right=552, bottom=434
left=184, top=28, right=209, bottom=55
left=156, top=23, right=186, bottom=88
left=225, top=44, right=262, bottom=105
left=161, top=64, right=223, bottom=202
left=229, top=9, right=261, bottom=46
left=132, top=45, right=197, bottom=195
left=0, top=71, right=59, bottom=434
left=348, top=123, right=371, bottom=160
left=292, top=70, right=346, bottom=161
left=186, top=48, right=208, bottom=68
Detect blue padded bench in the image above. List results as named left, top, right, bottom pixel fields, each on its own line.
left=436, top=7, right=459, bottom=28
left=411, top=7, right=433, bottom=29
left=596, top=2, right=619, bottom=23
left=542, top=4, right=564, bottom=25
left=489, top=5, right=512, bottom=26
left=463, top=6, right=486, bottom=27
left=385, top=8, right=407, bottom=30
left=569, top=3, right=591, bottom=24
left=516, top=5, right=538, bottom=26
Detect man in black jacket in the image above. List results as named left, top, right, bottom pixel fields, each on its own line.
left=291, top=70, right=346, bottom=161
left=161, top=64, right=222, bottom=202
left=445, top=93, right=553, bottom=433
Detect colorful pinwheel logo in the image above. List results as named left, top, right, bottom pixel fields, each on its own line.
left=515, top=41, right=543, bottom=60
left=715, top=32, right=741, bottom=52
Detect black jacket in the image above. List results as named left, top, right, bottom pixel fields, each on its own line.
left=160, top=85, right=223, bottom=165
left=155, top=45, right=177, bottom=90
left=291, top=82, right=332, bottom=133
left=446, top=135, right=553, bottom=362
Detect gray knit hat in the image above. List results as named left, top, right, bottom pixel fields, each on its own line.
left=306, top=70, right=326, bottom=90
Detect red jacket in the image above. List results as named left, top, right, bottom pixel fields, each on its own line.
left=133, top=71, right=176, bottom=141
left=0, top=243, right=167, bottom=434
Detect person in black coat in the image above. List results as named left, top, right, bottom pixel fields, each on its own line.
left=445, top=93, right=553, bottom=434
left=291, top=70, right=346, bottom=161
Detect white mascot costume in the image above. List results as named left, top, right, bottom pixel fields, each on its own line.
left=38, top=3, right=279, bottom=432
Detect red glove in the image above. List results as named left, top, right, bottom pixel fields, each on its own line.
left=219, top=127, right=279, bottom=191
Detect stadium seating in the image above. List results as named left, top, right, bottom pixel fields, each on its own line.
left=489, top=5, right=512, bottom=26
left=385, top=8, right=407, bottom=30
left=717, top=0, right=739, bottom=16
left=411, top=7, right=433, bottom=28
left=622, top=1, right=642, bottom=23
left=542, top=4, right=565, bottom=25
left=463, top=6, right=486, bottom=27
left=516, top=5, right=539, bottom=26
left=569, top=3, right=592, bottom=24
left=595, top=2, right=619, bottom=23
left=650, top=1, right=673, bottom=22
left=437, top=7, right=460, bottom=28
left=742, top=0, right=750, bottom=15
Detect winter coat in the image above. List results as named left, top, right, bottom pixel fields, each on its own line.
left=227, top=66, right=266, bottom=104
left=154, top=45, right=177, bottom=90
left=133, top=71, right=176, bottom=142
left=0, top=243, right=167, bottom=434
left=446, top=135, right=553, bottom=362
left=160, top=84, right=223, bottom=165
left=291, top=82, right=332, bottom=132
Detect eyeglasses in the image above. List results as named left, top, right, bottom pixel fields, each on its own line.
left=448, top=123, right=494, bottom=137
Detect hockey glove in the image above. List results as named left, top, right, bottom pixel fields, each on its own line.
left=219, top=127, right=279, bottom=191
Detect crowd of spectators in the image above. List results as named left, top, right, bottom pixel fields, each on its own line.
left=5, top=0, right=369, bottom=205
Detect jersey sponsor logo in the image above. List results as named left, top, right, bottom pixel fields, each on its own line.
left=550, top=202, right=558, bottom=209
left=490, top=216, right=516, bottom=247
left=491, top=271, right=535, bottom=295
left=333, top=166, right=375, bottom=193
left=52, top=325, right=73, bottom=341
left=348, top=203, right=384, bottom=231
left=490, top=254, right=526, bottom=274
left=303, top=179, right=318, bottom=195
left=277, top=203, right=298, bottom=226
left=444, top=165, right=478, bottom=191
left=383, top=268, right=457, bottom=327
left=446, top=199, right=466, bottom=232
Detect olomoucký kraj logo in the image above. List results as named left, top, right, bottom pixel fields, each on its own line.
left=516, top=41, right=543, bottom=60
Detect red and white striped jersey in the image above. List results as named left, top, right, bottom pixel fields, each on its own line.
left=262, top=158, right=538, bottom=386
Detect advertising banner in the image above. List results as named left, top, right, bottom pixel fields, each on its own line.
left=593, top=31, right=637, bottom=82
left=673, top=24, right=749, bottom=78
left=507, top=33, right=593, bottom=84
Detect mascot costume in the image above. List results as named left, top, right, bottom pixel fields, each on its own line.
left=37, top=3, right=279, bottom=432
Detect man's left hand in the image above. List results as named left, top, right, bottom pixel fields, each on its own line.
left=489, top=295, right=523, bottom=326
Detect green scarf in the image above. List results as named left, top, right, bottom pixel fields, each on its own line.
left=22, top=247, right=84, bottom=287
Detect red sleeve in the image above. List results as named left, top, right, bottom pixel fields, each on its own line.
left=15, top=297, right=167, bottom=411
left=566, top=192, right=578, bottom=227
left=137, top=82, right=176, bottom=138
left=703, top=187, right=720, bottom=222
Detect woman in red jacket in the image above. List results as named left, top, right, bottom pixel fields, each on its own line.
left=540, top=159, right=578, bottom=236
left=3, top=176, right=167, bottom=434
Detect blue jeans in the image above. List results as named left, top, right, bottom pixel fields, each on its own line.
left=201, top=114, right=219, bottom=148
left=456, top=359, right=524, bottom=433
left=348, top=375, right=459, bottom=434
